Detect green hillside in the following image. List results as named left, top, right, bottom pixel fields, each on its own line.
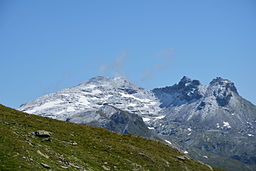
left=0, top=105, right=225, bottom=171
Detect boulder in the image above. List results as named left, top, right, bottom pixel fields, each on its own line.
left=41, top=163, right=50, bottom=169
left=176, top=156, right=186, bottom=161
left=34, top=130, right=51, bottom=137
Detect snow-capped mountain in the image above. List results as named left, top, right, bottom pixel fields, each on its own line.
left=18, top=75, right=256, bottom=171
left=19, top=76, right=163, bottom=123
left=152, top=76, right=256, bottom=171
left=152, top=76, right=256, bottom=134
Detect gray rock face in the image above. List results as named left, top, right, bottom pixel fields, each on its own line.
left=208, top=77, right=238, bottom=107
left=67, top=105, right=155, bottom=138
left=151, top=76, right=256, bottom=171
left=153, top=76, right=204, bottom=107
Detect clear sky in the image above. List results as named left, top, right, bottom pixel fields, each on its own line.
left=1, top=0, right=256, bottom=108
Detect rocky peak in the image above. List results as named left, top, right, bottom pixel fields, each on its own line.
left=152, top=76, right=203, bottom=107
left=84, top=76, right=134, bottom=89
left=86, top=76, right=109, bottom=83
left=207, top=77, right=238, bottom=106
left=209, top=77, right=238, bottom=94
left=178, top=76, right=192, bottom=85
left=176, top=77, right=203, bottom=102
left=154, top=76, right=201, bottom=92
left=177, top=76, right=201, bottom=89
left=113, top=76, right=128, bottom=82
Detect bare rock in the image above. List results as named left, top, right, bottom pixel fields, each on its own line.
left=34, top=130, right=52, bottom=137
left=37, top=150, right=49, bottom=159
left=176, top=156, right=186, bottom=161
left=69, top=162, right=80, bottom=169
left=41, top=163, right=51, bottom=169
left=131, top=163, right=142, bottom=170
left=61, top=166, right=69, bottom=169
left=102, top=165, right=110, bottom=170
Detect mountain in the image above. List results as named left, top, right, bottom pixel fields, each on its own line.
left=1, top=104, right=225, bottom=171
left=19, top=76, right=163, bottom=123
left=152, top=76, right=256, bottom=171
left=18, top=76, right=256, bottom=171
left=152, top=76, right=256, bottom=131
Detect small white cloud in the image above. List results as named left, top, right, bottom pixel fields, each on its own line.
left=98, top=64, right=108, bottom=74
left=141, top=48, right=175, bottom=81
left=98, top=52, right=128, bottom=77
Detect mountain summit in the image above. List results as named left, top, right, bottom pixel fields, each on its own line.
left=152, top=76, right=255, bottom=130
left=153, top=76, right=204, bottom=107
left=19, top=76, right=162, bottom=122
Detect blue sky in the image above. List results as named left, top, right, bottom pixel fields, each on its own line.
left=1, top=0, right=256, bottom=108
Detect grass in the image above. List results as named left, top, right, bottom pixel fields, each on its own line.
left=0, top=104, right=225, bottom=170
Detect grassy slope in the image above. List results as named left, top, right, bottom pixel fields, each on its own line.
left=0, top=105, right=225, bottom=171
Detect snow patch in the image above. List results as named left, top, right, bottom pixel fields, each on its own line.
left=143, top=118, right=151, bottom=122
left=164, top=140, right=172, bottom=145
left=154, top=115, right=165, bottom=120
left=248, top=134, right=254, bottom=137
left=25, top=99, right=63, bottom=113
left=203, top=156, right=208, bottom=159
left=66, top=107, right=76, bottom=112
left=91, top=89, right=102, bottom=94
left=148, top=127, right=154, bottom=130
left=119, top=92, right=151, bottom=103
left=150, top=101, right=158, bottom=105
left=223, top=121, right=231, bottom=128
left=79, top=96, right=90, bottom=106
left=184, top=151, right=188, bottom=154
left=85, top=84, right=96, bottom=89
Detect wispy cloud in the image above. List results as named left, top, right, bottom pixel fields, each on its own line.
left=98, top=64, right=108, bottom=75
left=112, top=52, right=128, bottom=76
left=98, top=52, right=128, bottom=77
left=45, top=69, right=73, bottom=93
left=141, top=48, right=175, bottom=81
